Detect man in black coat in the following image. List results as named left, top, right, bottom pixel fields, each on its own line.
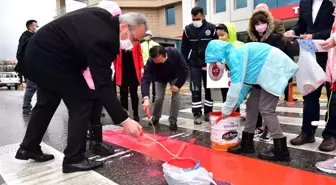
left=16, top=20, right=39, bottom=115
left=181, top=6, right=217, bottom=125
left=14, top=8, right=147, bottom=173
left=285, top=0, right=336, bottom=152
left=141, top=46, right=188, bottom=131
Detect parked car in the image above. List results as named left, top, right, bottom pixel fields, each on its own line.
left=0, top=72, right=20, bottom=90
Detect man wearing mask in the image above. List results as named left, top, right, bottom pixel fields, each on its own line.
left=181, top=6, right=217, bottom=125
left=14, top=7, right=147, bottom=173
left=141, top=30, right=159, bottom=103
left=285, top=0, right=335, bottom=152
left=16, top=20, right=39, bottom=116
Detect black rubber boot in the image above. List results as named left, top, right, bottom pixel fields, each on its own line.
left=228, top=131, right=255, bottom=154
left=88, top=124, right=115, bottom=156
left=258, top=137, right=290, bottom=161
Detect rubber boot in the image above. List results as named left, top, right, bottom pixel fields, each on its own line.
left=258, top=137, right=290, bottom=161
left=89, top=124, right=115, bottom=156
left=228, top=131, right=255, bottom=154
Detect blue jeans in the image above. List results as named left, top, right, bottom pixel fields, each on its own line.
left=22, top=79, right=37, bottom=114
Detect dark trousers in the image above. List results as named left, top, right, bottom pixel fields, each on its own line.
left=220, top=88, right=240, bottom=113
left=20, top=87, right=94, bottom=164
left=190, top=67, right=213, bottom=115
left=89, top=100, right=103, bottom=142
left=303, top=83, right=332, bottom=136
left=22, top=79, right=38, bottom=114
left=323, top=91, right=336, bottom=137
left=119, top=84, right=139, bottom=116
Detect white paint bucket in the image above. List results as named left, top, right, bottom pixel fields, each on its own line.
left=209, top=112, right=241, bottom=151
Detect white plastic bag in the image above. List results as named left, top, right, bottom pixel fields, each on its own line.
left=296, top=48, right=326, bottom=96
left=162, top=162, right=217, bottom=185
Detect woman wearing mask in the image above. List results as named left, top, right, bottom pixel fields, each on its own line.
left=248, top=8, right=286, bottom=142
left=216, top=22, right=243, bottom=113
left=115, top=43, right=144, bottom=122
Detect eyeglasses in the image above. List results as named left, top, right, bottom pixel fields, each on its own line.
left=128, top=26, right=140, bottom=43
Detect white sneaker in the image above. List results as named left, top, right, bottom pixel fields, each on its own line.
left=316, top=157, right=336, bottom=174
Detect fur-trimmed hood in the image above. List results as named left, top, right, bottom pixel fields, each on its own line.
left=248, top=9, right=274, bottom=42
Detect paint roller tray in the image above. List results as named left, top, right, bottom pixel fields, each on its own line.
left=167, top=158, right=200, bottom=170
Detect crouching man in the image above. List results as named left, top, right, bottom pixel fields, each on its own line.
left=142, top=45, right=188, bottom=130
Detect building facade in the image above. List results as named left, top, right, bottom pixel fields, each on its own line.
left=55, top=0, right=184, bottom=48
left=182, top=0, right=300, bottom=42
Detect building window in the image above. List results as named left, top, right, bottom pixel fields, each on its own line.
left=215, top=0, right=226, bottom=13
left=166, top=7, right=175, bottom=26
left=277, top=0, right=300, bottom=7
left=235, top=0, right=247, bottom=9
left=196, top=0, right=207, bottom=15
left=254, top=0, right=277, bottom=9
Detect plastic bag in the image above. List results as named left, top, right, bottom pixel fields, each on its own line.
left=296, top=49, right=326, bottom=96
left=162, top=162, right=217, bottom=185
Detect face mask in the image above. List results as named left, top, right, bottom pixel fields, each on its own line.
left=120, top=39, right=133, bottom=50
left=193, top=20, right=203, bottom=28
left=255, top=23, right=267, bottom=33
left=34, top=27, right=39, bottom=33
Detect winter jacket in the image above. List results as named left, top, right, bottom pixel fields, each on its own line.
left=205, top=40, right=298, bottom=115
left=141, top=40, right=159, bottom=65
left=248, top=9, right=285, bottom=52
left=16, top=31, right=34, bottom=62
left=114, top=43, right=144, bottom=86
left=220, top=22, right=244, bottom=47
left=141, top=47, right=188, bottom=98
left=181, top=20, right=218, bottom=68
left=14, top=7, right=129, bottom=124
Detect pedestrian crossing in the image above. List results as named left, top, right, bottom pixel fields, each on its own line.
left=0, top=143, right=119, bottom=185
left=155, top=101, right=336, bottom=156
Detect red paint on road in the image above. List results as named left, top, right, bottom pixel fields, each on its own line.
left=103, top=129, right=336, bottom=185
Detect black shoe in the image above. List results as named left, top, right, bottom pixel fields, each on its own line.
left=228, top=132, right=255, bottom=154
left=15, top=148, right=54, bottom=162
left=194, top=114, right=202, bottom=125
left=149, top=118, right=159, bottom=126
left=62, top=158, right=103, bottom=173
left=258, top=137, right=290, bottom=161
left=204, top=113, right=210, bottom=122
left=91, top=142, right=115, bottom=156
left=169, top=121, right=178, bottom=131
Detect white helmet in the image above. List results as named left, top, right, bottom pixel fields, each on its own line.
left=145, top=30, right=153, bottom=36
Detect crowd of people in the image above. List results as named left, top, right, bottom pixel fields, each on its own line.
left=13, top=0, right=336, bottom=175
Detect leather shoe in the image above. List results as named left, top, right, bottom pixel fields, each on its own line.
left=319, top=137, right=336, bottom=152
left=91, top=142, right=115, bottom=156
left=290, top=132, right=315, bottom=145
left=15, top=148, right=54, bottom=162
left=63, top=158, right=103, bottom=173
